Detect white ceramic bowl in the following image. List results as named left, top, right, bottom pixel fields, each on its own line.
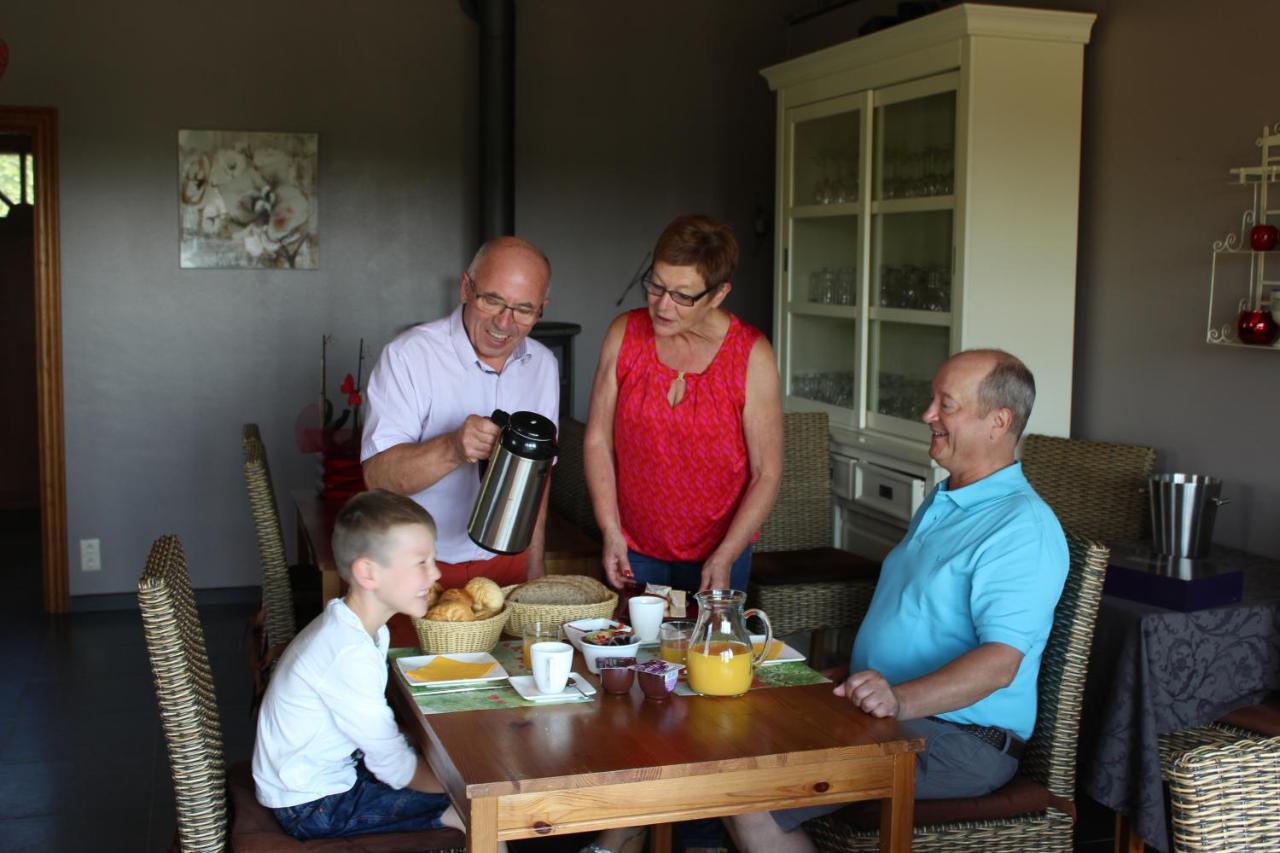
left=579, top=635, right=642, bottom=674
left=562, top=618, right=625, bottom=653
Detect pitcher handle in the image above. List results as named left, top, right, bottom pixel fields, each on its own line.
left=745, top=608, right=773, bottom=667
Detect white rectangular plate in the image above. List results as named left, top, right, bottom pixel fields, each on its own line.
left=750, top=635, right=806, bottom=666
left=395, top=653, right=509, bottom=687
left=508, top=672, right=597, bottom=702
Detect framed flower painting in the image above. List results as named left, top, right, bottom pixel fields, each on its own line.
left=178, top=129, right=318, bottom=269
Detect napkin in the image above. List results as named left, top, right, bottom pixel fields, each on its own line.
left=405, top=657, right=496, bottom=683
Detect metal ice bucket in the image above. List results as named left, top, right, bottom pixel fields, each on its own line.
left=1148, top=473, right=1230, bottom=558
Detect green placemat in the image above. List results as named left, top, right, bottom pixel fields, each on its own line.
left=389, top=644, right=590, bottom=714
left=389, top=639, right=828, bottom=714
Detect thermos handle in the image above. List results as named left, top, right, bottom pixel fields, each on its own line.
left=477, top=409, right=510, bottom=481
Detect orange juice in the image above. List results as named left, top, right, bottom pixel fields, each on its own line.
left=686, top=641, right=753, bottom=696
left=522, top=641, right=533, bottom=669
left=659, top=638, right=688, bottom=664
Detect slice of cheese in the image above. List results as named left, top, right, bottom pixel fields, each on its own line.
left=751, top=640, right=785, bottom=661
left=405, top=657, right=495, bottom=683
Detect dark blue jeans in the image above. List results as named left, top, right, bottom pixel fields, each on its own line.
left=627, top=545, right=753, bottom=593
left=272, top=759, right=450, bottom=840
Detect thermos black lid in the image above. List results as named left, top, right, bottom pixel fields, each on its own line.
left=492, top=409, right=557, bottom=460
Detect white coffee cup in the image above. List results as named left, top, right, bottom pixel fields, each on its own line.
left=628, top=595, right=666, bottom=643
left=530, top=641, right=573, bottom=695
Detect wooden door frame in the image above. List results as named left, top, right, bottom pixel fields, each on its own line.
left=1, top=107, right=67, bottom=613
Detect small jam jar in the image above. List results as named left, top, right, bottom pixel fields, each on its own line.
left=632, top=660, right=683, bottom=700
left=597, top=656, right=637, bottom=694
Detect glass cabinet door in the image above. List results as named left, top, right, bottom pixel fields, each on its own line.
left=783, top=94, right=865, bottom=417
left=867, top=76, right=957, bottom=439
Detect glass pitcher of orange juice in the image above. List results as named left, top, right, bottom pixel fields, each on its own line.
left=686, top=589, right=772, bottom=697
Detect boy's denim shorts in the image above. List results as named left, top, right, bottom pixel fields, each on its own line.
left=273, top=759, right=450, bottom=840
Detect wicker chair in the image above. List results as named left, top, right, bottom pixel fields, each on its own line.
left=139, top=534, right=465, bottom=852
left=1167, top=735, right=1280, bottom=852
left=1020, top=433, right=1156, bottom=544
left=242, top=424, right=299, bottom=649
left=804, top=534, right=1110, bottom=852
left=747, top=412, right=880, bottom=664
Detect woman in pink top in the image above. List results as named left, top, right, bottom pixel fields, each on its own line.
left=584, top=214, right=783, bottom=595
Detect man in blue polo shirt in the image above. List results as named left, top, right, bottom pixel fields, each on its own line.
left=726, top=349, right=1068, bottom=853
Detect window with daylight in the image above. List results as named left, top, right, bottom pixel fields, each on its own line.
left=0, top=152, right=35, bottom=217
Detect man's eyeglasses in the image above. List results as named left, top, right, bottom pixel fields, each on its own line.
left=640, top=268, right=716, bottom=307
left=466, top=275, right=543, bottom=325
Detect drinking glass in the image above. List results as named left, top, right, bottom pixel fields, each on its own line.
left=659, top=620, right=695, bottom=664
left=523, top=622, right=561, bottom=669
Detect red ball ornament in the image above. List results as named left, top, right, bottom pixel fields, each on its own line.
left=1237, top=308, right=1279, bottom=346
left=1251, top=224, right=1278, bottom=251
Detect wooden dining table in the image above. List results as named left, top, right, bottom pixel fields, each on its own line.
left=389, top=658, right=925, bottom=853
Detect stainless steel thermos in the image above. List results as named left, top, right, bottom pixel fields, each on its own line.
left=467, top=409, right=557, bottom=554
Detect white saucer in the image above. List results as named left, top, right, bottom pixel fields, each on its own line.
left=508, top=672, right=596, bottom=702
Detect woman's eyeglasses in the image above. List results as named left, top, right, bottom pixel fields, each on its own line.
left=466, top=275, right=542, bottom=325
left=640, top=269, right=715, bottom=307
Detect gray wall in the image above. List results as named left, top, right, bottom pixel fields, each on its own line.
left=5, top=0, right=478, bottom=594
left=516, top=1, right=784, bottom=420
left=789, top=0, right=1280, bottom=558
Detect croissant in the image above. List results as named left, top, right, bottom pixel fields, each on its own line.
left=427, top=599, right=476, bottom=622
left=425, top=582, right=445, bottom=610
left=464, top=577, right=504, bottom=614
left=438, top=588, right=474, bottom=608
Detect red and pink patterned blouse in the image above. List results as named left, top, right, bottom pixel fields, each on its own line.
left=613, top=308, right=762, bottom=562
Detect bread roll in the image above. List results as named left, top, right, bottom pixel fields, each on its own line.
left=464, top=577, right=504, bottom=614
left=427, top=599, right=475, bottom=622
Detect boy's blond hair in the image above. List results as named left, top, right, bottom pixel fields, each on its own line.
left=331, top=489, right=437, bottom=582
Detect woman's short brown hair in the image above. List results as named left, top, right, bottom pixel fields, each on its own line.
left=652, top=214, right=739, bottom=289
left=331, top=489, right=436, bottom=581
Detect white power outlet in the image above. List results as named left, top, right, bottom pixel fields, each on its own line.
left=80, top=538, right=102, bottom=572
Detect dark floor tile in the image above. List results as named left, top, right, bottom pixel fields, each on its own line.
left=0, top=755, right=153, bottom=818
left=0, top=805, right=150, bottom=852
left=0, top=705, right=158, bottom=763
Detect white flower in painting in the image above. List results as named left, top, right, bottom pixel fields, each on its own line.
left=264, top=184, right=311, bottom=243
left=252, top=148, right=293, bottom=184
left=210, top=147, right=265, bottom=226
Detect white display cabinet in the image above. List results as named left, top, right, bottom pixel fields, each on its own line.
left=761, top=4, right=1095, bottom=558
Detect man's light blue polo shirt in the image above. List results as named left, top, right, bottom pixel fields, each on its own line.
left=850, top=462, right=1067, bottom=740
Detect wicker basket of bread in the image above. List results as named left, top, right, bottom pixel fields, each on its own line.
left=501, top=575, right=618, bottom=637
left=412, top=577, right=511, bottom=654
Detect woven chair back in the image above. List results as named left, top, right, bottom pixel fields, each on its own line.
left=1019, top=533, right=1109, bottom=799
left=1168, top=735, right=1280, bottom=852
left=1020, top=434, right=1156, bottom=544
left=548, top=417, right=600, bottom=539
left=242, top=423, right=297, bottom=647
left=138, top=534, right=228, bottom=852
left=757, top=411, right=832, bottom=552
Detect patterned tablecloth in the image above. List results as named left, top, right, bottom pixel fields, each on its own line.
left=390, top=640, right=829, bottom=715
left=1077, top=545, right=1280, bottom=853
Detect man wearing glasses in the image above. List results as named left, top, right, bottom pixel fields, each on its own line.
left=361, top=236, right=559, bottom=587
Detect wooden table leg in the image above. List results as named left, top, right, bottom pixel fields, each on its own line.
left=649, top=823, right=673, bottom=853
left=467, top=797, right=499, bottom=853
left=879, top=751, right=916, bottom=852
left=1115, top=812, right=1145, bottom=853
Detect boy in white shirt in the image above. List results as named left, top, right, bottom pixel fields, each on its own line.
left=252, top=489, right=465, bottom=840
